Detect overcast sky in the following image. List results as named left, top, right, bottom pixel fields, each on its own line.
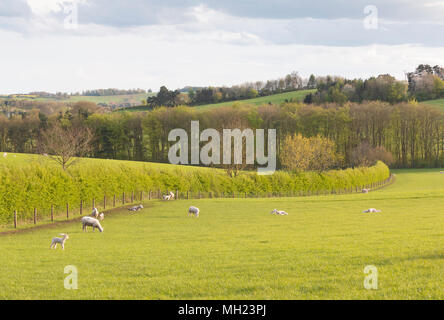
left=1, top=0, right=444, bottom=94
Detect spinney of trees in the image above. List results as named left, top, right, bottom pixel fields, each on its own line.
left=1, top=100, right=444, bottom=169
left=305, top=65, right=444, bottom=105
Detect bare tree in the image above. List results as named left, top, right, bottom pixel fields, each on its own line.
left=38, top=124, right=93, bottom=170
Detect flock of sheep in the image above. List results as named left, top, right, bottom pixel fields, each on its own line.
left=49, top=187, right=384, bottom=250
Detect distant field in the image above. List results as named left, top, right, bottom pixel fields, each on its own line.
left=194, top=90, right=314, bottom=110
left=420, top=98, right=444, bottom=111
left=120, top=90, right=315, bottom=112
left=0, top=93, right=152, bottom=106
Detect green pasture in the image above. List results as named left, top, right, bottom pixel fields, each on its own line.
left=0, top=168, right=443, bottom=299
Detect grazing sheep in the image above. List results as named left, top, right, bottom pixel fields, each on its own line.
left=91, top=207, right=99, bottom=218
left=362, top=188, right=370, bottom=193
left=271, top=209, right=288, bottom=215
left=2, top=153, right=7, bottom=158
left=163, top=191, right=175, bottom=201
left=163, top=194, right=171, bottom=200
left=50, top=233, right=69, bottom=250
left=188, top=206, right=199, bottom=217
left=99, top=212, right=104, bottom=221
left=128, top=204, right=143, bottom=212
left=81, top=216, right=104, bottom=232
left=440, top=171, right=444, bottom=174
left=362, top=208, right=382, bottom=213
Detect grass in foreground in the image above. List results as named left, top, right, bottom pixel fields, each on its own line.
left=0, top=169, right=443, bottom=299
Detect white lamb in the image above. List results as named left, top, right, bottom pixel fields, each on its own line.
left=99, top=212, right=104, bottom=221
left=2, top=153, right=7, bottom=158
left=362, top=188, right=370, bottom=193
left=163, top=191, right=175, bottom=201
left=271, top=209, right=288, bottom=215
left=81, top=216, right=104, bottom=232
left=91, top=207, right=99, bottom=218
left=50, top=233, right=69, bottom=250
left=362, top=208, right=382, bottom=213
left=128, top=204, right=143, bottom=212
left=188, top=206, right=199, bottom=217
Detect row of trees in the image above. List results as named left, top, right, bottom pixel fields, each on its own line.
left=305, top=65, right=444, bottom=105
left=79, top=88, right=147, bottom=96
left=304, top=74, right=409, bottom=105
left=2, top=100, right=444, bottom=169
left=145, top=72, right=308, bottom=108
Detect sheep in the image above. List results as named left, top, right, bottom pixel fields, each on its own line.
left=99, top=212, right=104, bottom=221
left=50, top=233, right=69, bottom=250
left=362, top=188, right=370, bottom=193
left=91, top=207, right=99, bottom=218
left=2, top=153, right=7, bottom=158
left=440, top=171, right=444, bottom=174
left=81, top=216, right=104, bottom=232
left=270, top=209, right=288, bottom=215
left=163, top=194, right=171, bottom=201
left=128, top=204, right=143, bottom=212
left=188, top=206, right=199, bottom=217
left=163, top=191, right=175, bottom=201
left=362, top=208, right=382, bottom=213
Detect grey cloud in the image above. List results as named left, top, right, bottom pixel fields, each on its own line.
left=0, top=0, right=31, bottom=18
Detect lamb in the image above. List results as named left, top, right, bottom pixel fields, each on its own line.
left=362, top=188, right=370, bottom=193
left=99, top=212, right=104, bottom=221
left=271, top=209, right=288, bottom=215
left=188, top=206, right=199, bottom=217
left=91, top=207, right=99, bottom=218
left=2, top=153, right=7, bottom=158
left=128, top=204, right=143, bottom=212
left=81, top=216, right=104, bottom=232
left=50, top=233, right=69, bottom=250
left=163, top=191, right=175, bottom=201
left=362, top=208, right=382, bottom=213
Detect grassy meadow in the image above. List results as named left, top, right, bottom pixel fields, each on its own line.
left=421, top=98, right=444, bottom=111
left=0, top=168, right=443, bottom=299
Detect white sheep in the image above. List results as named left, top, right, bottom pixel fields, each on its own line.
left=440, top=171, right=444, bottom=174
left=362, top=188, right=370, bottom=193
left=128, top=204, right=143, bottom=212
left=2, top=152, right=7, bottom=158
left=188, top=206, right=199, bottom=217
left=91, top=207, right=99, bottom=218
left=50, top=233, right=69, bottom=250
left=163, top=191, right=175, bottom=201
left=81, top=216, right=104, bottom=232
left=99, top=212, right=104, bottom=221
left=271, top=209, right=288, bottom=215
left=362, top=208, right=382, bottom=213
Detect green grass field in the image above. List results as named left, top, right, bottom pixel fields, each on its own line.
left=421, top=98, right=444, bottom=111
left=0, top=93, right=151, bottom=106
left=0, top=168, right=443, bottom=299
left=120, top=90, right=315, bottom=112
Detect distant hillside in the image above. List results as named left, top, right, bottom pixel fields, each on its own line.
left=420, top=98, right=444, bottom=111
left=119, top=89, right=315, bottom=112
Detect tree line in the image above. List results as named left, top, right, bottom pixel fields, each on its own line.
left=304, top=64, right=444, bottom=105
left=1, top=100, right=444, bottom=169
left=145, top=72, right=307, bottom=108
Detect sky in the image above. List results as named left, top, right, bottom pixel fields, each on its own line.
left=1, top=0, right=444, bottom=94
